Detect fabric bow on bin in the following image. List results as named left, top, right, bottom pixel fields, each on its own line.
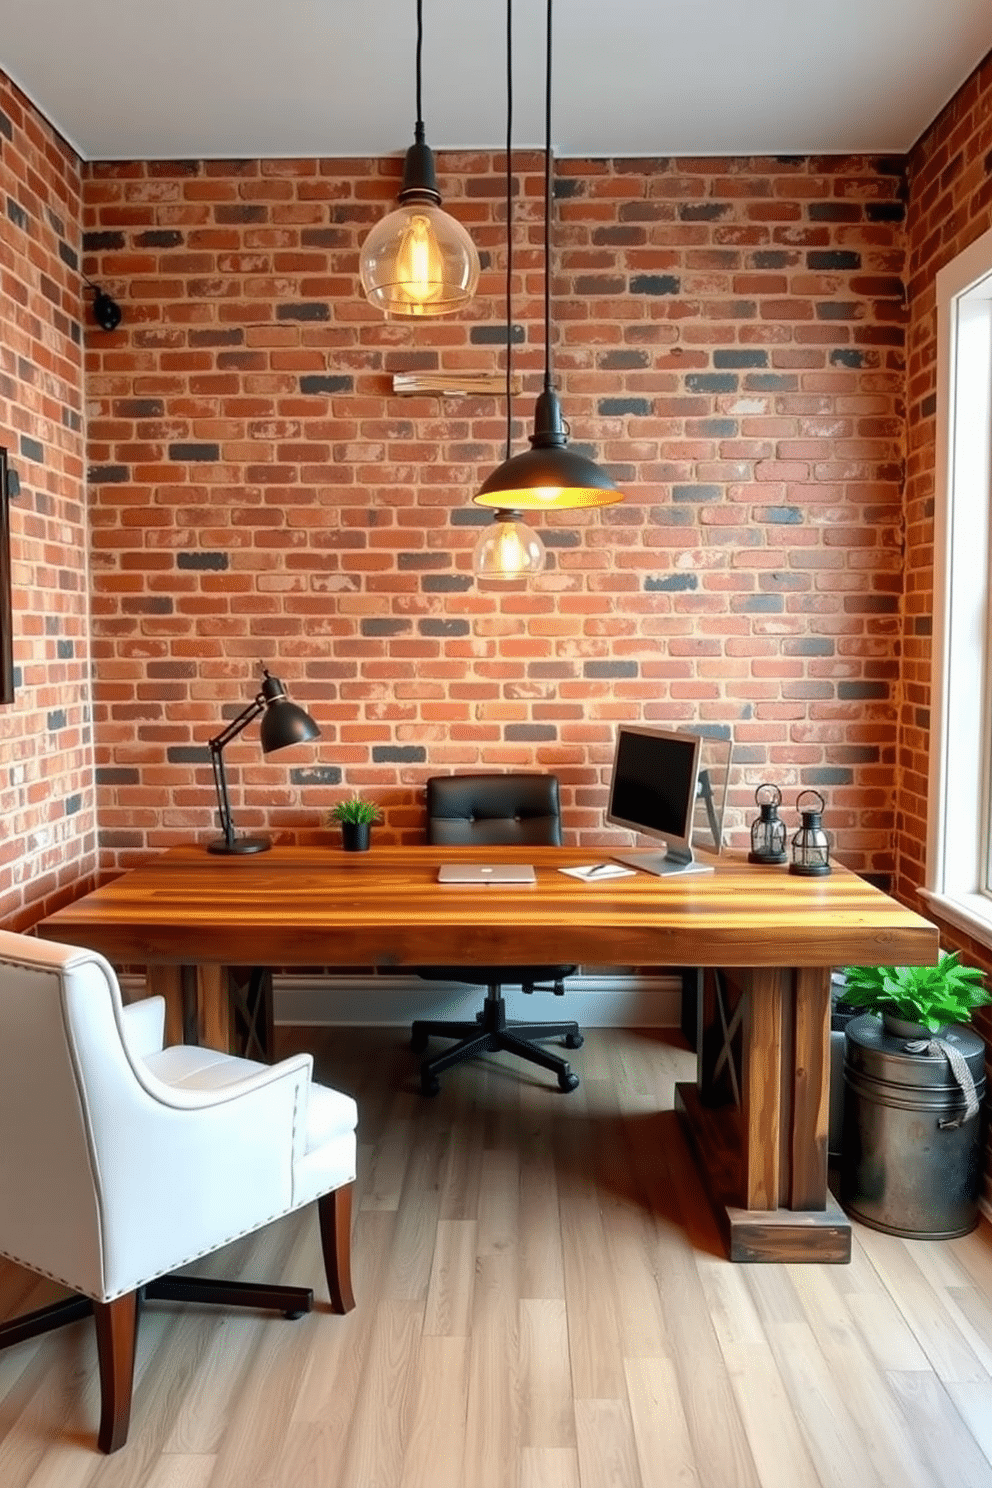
left=902, top=1035, right=981, bottom=1128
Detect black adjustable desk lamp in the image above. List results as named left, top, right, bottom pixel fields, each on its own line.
left=208, top=668, right=320, bottom=855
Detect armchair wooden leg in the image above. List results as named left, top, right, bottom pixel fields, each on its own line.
left=93, top=1291, right=137, bottom=1454
left=318, top=1183, right=355, bottom=1314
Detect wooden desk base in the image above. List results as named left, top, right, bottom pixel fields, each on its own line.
left=675, top=1083, right=852, bottom=1263
left=678, top=963, right=852, bottom=1264
left=149, top=956, right=853, bottom=1264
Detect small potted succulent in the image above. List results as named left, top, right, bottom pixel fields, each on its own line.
left=326, top=795, right=380, bottom=853
left=841, top=952, right=990, bottom=1038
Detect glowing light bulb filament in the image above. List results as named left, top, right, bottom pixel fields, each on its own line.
left=396, top=213, right=442, bottom=309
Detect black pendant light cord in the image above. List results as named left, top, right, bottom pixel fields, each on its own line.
left=543, top=0, right=553, bottom=395
left=415, top=0, right=424, bottom=130
left=504, top=0, right=514, bottom=460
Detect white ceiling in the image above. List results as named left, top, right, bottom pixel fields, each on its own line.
left=2, top=0, right=991, bottom=163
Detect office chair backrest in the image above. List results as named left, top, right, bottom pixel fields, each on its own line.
left=426, top=773, right=564, bottom=848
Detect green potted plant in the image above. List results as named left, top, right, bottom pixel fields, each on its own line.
left=326, top=795, right=380, bottom=853
left=841, top=952, right=990, bottom=1037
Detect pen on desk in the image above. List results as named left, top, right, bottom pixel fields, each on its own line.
left=586, top=863, right=613, bottom=877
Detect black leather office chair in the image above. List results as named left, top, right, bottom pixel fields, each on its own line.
left=412, top=773, right=582, bottom=1096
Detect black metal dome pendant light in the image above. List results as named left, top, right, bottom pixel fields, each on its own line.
left=474, top=0, right=623, bottom=512
left=473, top=0, right=546, bottom=578
left=359, top=0, right=480, bottom=316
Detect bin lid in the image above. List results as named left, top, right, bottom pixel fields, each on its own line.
left=845, top=1014, right=986, bottom=1089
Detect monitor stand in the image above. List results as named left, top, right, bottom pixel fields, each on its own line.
left=611, top=848, right=714, bottom=878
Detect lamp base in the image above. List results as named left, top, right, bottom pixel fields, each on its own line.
left=207, top=835, right=272, bottom=855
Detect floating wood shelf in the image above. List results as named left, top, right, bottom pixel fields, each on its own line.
left=391, top=372, right=523, bottom=397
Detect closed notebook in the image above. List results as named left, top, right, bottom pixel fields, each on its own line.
left=437, top=863, right=537, bottom=885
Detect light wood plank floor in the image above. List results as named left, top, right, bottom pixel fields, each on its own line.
left=3, top=1026, right=992, bottom=1487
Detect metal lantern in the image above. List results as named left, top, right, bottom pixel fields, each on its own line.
left=789, top=789, right=831, bottom=877
left=748, top=783, right=788, bottom=864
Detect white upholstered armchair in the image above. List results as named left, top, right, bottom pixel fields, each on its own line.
left=0, top=928, right=358, bottom=1452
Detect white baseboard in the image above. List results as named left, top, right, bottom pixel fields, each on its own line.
left=273, top=972, right=683, bottom=1029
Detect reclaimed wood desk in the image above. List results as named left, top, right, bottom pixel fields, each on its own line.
left=36, top=844, right=938, bottom=1263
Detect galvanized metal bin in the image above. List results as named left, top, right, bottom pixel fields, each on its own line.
left=840, top=1015, right=987, bottom=1239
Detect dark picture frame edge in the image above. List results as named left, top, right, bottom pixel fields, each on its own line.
left=0, top=445, right=14, bottom=704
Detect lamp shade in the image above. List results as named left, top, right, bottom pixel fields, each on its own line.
left=475, top=391, right=623, bottom=510
left=258, top=673, right=321, bottom=753
left=360, top=191, right=479, bottom=316
left=359, top=38, right=480, bottom=319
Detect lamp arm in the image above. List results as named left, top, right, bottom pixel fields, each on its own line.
left=209, top=741, right=236, bottom=849
left=207, top=695, right=264, bottom=848
left=208, top=694, right=264, bottom=753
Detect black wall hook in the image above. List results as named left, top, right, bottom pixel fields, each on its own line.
left=83, top=278, right=122, bottom=331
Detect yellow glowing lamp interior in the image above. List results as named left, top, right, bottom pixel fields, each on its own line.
left=393, top=213, right=444, bottom=309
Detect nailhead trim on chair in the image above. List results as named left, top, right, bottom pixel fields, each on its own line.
left=0, top=1070, right=354, bottom=1301
left=0, top=1195, right=318, bottom=1300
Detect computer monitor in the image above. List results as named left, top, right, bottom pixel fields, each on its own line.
left=606, top=724, right=714, bottom=877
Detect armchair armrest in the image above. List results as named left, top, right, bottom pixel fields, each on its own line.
left=135, top=1049, right=315, bottom=1112
left=93, top=1048, right=321, bottom=1291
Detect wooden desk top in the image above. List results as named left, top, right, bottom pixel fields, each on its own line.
left=36, top=844, right=939, bottom=971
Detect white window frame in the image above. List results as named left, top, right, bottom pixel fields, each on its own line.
left=923, top=223, right=992, bottom=946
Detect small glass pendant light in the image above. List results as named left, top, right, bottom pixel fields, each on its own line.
left=473, top=509, right=546, bottom=579
left=359, top=0, right=480, bottom=316
left=469, top=0, right=545, bottom=580
left=789, top=790, right=832, bottom=877
left=748, top=784, right=787, bottom=865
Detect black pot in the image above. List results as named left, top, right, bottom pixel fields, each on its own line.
left=341, top=821, right=371, bottom=853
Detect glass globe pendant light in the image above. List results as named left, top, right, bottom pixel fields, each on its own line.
left=473, top=509, right=546, bottom=579
left=359, top=0, right=480, bottom=316
left=472, top=0, right=545, bottom=580
left=474, top=0, right=623, bottom=512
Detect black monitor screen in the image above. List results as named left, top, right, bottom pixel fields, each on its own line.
left=607, top=726, right=701, bottom=845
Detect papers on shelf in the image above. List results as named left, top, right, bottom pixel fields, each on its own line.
left=559, top=863, right=637, bottom=881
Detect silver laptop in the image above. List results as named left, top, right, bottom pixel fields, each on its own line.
left=437, top=863, right=537, bottom=885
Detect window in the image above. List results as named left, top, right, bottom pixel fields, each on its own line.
left=924, top=224, right=992, bottom=944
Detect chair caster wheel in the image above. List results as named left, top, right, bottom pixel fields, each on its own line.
left=558, top=1069, right=580, bottom=1093
left=411, top=1028, right=428, bottom=1053
left=421, top=1073, right=440, bottom=1097
left=564, top=1032, right=584, bottom=1049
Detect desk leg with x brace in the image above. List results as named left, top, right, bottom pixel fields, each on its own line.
left=677, top=963, right=847, bottom=1263
left=145, top=964, right=273, bottom=1060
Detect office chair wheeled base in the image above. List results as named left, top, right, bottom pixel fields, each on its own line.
left=413, top=984, right=582, bottom=1096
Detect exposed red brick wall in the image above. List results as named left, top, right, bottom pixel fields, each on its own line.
left=0, top=73, right=93, bottom=929
left=899, top=52, right=992, bottom=911
left=898, top=53, right=992, bottom=1133
left=81, top=151, right=907, bottom=874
